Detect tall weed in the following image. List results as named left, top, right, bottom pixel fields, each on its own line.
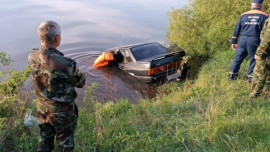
left=0, top=51, right=37, bottom=151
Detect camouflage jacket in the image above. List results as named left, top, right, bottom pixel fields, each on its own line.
left=28, top=47, right=85, bottom=103
left=256, top=18, right=270, bottom=59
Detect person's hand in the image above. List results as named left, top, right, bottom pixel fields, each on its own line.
left=254, top=55, right=261, bottom=61
left=231, top=44, right=237, bottom=51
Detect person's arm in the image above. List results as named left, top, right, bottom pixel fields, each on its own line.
left=231, top=17, right=242, bottom=50
left=255, top=19, right=270, bottom=60
left=64, top=59, right=85, bottom=88
left=28, top=52, right=40, bottom=76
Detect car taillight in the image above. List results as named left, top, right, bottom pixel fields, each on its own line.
left=147, top=60, right=182, bottom=76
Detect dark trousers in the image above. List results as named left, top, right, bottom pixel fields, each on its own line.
left=230, top=36, right=261, bottom=76
left=37, top=101, right=78, bottom=152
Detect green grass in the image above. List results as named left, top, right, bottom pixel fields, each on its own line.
left=1, top=50, right=270, bottom=151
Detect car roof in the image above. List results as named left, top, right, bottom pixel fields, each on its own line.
left=106, top=42, right=163, bottom=51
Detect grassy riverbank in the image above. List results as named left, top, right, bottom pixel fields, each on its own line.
left=1, top=50, right=270, bottom=151
left=74, top=50, right=270, bottom=152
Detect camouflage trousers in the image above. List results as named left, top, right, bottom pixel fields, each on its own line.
left=250, top=58, right=270, bottom=98
left=36, top=100, right=78, bottom=152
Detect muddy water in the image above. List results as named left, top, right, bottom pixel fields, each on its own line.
left=1, top=0, right=188, bottom=103
left=64, top=48, right=158, bottom=103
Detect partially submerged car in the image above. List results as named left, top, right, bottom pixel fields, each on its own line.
left=105, top=42, right=189, bottom=82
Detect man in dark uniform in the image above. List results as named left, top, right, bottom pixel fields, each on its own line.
left=28, top=21, right=85, bottom=152
left=229, top=0, right=268, bottom=81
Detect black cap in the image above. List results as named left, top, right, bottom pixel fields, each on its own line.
left=252, top=0, right=264, bottom=4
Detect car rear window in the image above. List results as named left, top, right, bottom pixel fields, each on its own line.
left=131, top=43, right=169, bottom=61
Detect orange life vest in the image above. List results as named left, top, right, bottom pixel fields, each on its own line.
left=93, top=52, right=115, bottom=68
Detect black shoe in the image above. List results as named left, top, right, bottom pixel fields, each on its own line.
left=228, top=73, right=238, bottom=80
left=246, top=75, right=252, bottom=83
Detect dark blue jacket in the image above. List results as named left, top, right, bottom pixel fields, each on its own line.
left=231, top=8, right=268, bottom=44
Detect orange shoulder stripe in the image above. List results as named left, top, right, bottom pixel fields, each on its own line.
left=241, top=10, right=269, bottom=17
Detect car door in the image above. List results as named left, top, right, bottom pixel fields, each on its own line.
left=118, top=48, right=149, bottom=77
left=118, top=49, right=137, bottom=74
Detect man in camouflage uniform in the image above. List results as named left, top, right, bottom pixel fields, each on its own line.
left=250, top=17, right=270, bottom=98
left=28, top=21, right=85, bottom=152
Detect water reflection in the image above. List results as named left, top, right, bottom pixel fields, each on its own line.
left=1, top=0, right=187, bottom=54
left=94, top=66, right=157, bottom=103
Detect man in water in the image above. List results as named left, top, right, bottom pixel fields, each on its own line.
left=93, top=49, right=124, bottom=68
left=28, top=21, right=85, bottom=152
left=228, top=0, right=268, bottom=82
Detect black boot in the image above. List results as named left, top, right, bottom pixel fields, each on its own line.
left=228, top=72, right=238, bottom=80
left=246, top=75, right=252, bottom=83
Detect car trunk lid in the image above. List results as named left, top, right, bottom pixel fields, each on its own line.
left=147, top=51, right=186, bottom=76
